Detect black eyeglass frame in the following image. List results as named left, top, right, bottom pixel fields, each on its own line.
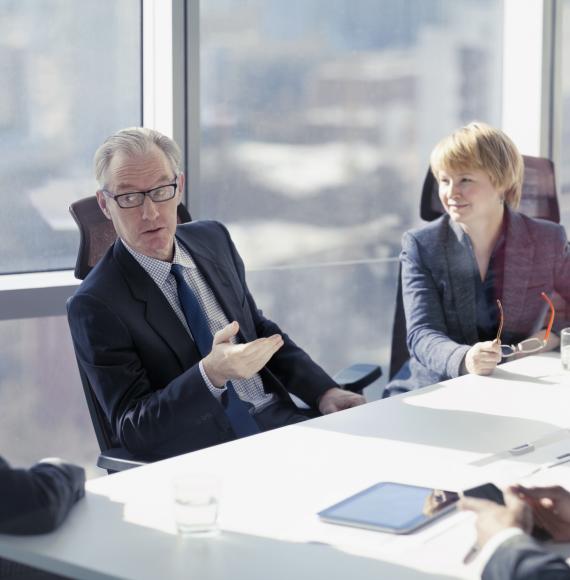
left=102, top=177, right=178, bottom=209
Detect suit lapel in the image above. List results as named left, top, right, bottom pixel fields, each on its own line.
left=176, top=230, right=255, bottom=342
left=502, top=210, right=534, bottom=329
left=113, top=240, right=200, bottom=369
left=446, top=220, right=479, bottom=345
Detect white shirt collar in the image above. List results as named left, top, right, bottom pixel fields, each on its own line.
left=122, top=237, right=196, bottom=287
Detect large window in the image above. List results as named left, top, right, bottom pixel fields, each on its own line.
left=558, top=0, right=570, bottom=228
left=0, top=0, right=142, bottom=477
left=200, top=0, right=504, bottom=393
left=0, top=316, right=100, bottom=477
left=0, top=0, right=141, bottom=274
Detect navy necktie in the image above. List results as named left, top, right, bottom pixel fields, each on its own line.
left=170, top=264, right=260, bottom=437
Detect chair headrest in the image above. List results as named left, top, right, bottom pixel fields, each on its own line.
left=69, top=196, right=192, bottom=280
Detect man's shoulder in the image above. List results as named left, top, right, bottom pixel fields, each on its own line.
left=71, top=242, right=125, bottom=302
left=176, top=219, right=229, bottom=243
left=176, top=220, right=236, bottom=258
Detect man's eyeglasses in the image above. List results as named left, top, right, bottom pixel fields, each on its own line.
left=102, top=179, right=178, bottom=209
left=496, top=292, right=555, bottom=358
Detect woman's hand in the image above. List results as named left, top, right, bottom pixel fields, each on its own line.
left=463, top=340, right=502, bottom=375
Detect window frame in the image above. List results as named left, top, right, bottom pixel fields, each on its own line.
left=0, top=0, right=186, bottom=321
left=0, top=0, right=563, bottom=321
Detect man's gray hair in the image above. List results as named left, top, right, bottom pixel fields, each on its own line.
left=94, top=127, right=182, bottom=187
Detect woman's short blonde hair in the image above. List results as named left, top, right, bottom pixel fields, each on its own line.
left=429, top=122, right=524, bottom=208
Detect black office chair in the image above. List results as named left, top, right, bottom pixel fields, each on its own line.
left=388, top=155, right=562, bottom=381
left=69, top=196, right=381, bottom=472
left=69, top=195, right=193, bottom=280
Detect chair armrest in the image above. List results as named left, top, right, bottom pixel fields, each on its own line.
left=97, top=448, right=148, bottom=473
left=333, top=364, right=382, bottom=393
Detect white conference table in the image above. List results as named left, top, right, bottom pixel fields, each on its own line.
left=1, top=353, right=570, bottom=579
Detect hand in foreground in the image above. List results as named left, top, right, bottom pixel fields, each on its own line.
left=318, top=387, right=366, bottom=415
left=512, top=485, right=570, bottom=542
left=463, top=340, right=502, bottom=375
left=39, top=458, right=86, bottom=501
left=202, top=321, right=283, bottom=387
left=459, top=488, right=533, bottom=548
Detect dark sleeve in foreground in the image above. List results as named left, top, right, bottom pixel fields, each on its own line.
left=483, top=534, right=570, bottom=580
left=0, top=456, right=85, bottom=535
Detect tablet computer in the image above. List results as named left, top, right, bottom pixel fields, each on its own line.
left=318, top=482, right=460, bottom=534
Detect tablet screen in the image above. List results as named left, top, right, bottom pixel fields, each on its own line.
left=318, top=482, right=459, bottom=533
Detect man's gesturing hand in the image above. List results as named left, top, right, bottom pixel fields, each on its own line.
left=202, top=321, right=284, bottom=387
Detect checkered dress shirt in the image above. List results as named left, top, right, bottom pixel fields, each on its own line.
left=123, top=238, right=276, bottom=411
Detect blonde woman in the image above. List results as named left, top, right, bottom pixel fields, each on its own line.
left=387, top=122, right=570, bottom=395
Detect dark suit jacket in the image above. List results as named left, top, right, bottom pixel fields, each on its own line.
left=388, top=209, right=570, bottom=393
left=483, top=534, right=570, bottom=580
left=67, top=220, right=337, bottom=459
left=0, top=456, right=85, bottom=535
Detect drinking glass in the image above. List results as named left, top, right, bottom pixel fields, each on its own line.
left=561, top=328, right=570, bottom=371
left=173, top=473, right=221, bottom=535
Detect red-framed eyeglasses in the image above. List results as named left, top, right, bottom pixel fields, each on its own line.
left=496, top=292, right=555, bottom=358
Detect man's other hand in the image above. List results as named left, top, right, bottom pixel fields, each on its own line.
left=513, top=485, right=570, bottom=542
left=318, top=387, right=366, bottom=415
left=202, top=321, right=283, bottom=387
left=459, top=488, right=533, bottom=548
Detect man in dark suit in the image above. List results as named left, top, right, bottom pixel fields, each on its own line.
left=461, top=485, right=570, bottom=579
left=0, top=455, right=85, bottom=578
left=67, top=127, right=364, bottom=460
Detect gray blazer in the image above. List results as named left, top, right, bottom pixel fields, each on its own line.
left=483, top=534, right=570, bottom=580
left=388, top=208, right=570, bottom=394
